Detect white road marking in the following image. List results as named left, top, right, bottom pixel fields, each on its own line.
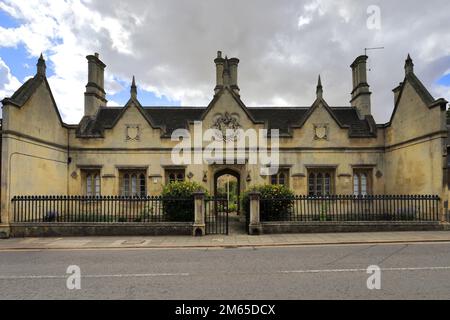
left=0, top=272, right=190, bottom=280
left=280, top=266, right=450, bottom=274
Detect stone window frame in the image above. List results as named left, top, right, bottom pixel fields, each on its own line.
left=352, top=168, right=373, bottom=196
left=270, top=168, right=290, bottom=187
left=165, top=168, right=186, bottom=184
left=81, top=169, right=101, bottom=196
left=119, top=169, right=147, bottom=197
left=307, top=168, right=336, bottom=196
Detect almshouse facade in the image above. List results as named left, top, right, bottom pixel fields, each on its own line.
left=0, top=51, right=448, bottom=225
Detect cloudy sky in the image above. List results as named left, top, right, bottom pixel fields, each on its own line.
left=0, top=0, right=449, bottom=124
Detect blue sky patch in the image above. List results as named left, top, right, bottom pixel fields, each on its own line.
left=437, top=73, right=450, bottom=86
left=0, top=9, right=21, bottom=28
left=107, top=87, right=181, bottom=107
left=0, top=45, right=39, bottom=82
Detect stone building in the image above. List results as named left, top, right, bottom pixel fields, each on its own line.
left=0, top=51, right=448, bottom=226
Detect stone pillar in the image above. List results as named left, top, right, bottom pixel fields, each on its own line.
left=193, top=191, right=206, bottom=236
left=441, top=197, right=448, bottom=223
left=248, top=191, right=262, bottom=235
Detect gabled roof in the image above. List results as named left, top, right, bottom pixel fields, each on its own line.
left=199, top=86, right=262, bottom=124
left=387, top=72, right=448, bottom=126
left=1, top=74, right=64, bottom=125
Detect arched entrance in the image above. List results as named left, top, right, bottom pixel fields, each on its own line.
left=211, top=168, right=246, bottom=235
left=214, top=169, right=241, bottom=215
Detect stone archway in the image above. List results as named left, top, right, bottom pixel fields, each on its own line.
left=213, top=168, right=246, bottom=234
left=214, top=168, right=241, bottom=215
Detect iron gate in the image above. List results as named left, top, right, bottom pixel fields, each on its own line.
left=205, top=197, right=229, bottom=235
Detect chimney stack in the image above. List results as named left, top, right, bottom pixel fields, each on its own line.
left=228, top=57, right=240, bottom=94
left=214, top=51, right=224, bottom=93
left=350, top=55, right=371, bottom=118
left=84, top=53, right=107, bottom=117
left=214, top=51, right=240, bottom=95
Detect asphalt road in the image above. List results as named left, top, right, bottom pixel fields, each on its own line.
left=0, top=242, right=449, bottom=299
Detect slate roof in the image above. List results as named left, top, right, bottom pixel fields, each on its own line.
left=1, top=75, right=44, bottom=107
left=76, top=105, right=377, bottom=138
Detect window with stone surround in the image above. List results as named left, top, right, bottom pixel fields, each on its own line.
left=82, top=170, right=101, bottom=196
left=270, top=168, right=289, bottom=187
left=120, top=170, right=146, bottom=197
left=353, top=169, right=372, bottom=196
left=165, top=169, right=185, bottom=184
left=308, top=169, right=335, bottom=196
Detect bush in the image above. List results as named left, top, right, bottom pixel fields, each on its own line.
left=242, top=184, right=294, bottom=221
left=162, top=181, right=208, bottom=222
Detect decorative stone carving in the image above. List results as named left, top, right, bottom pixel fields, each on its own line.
left=126, top=124, right=140, bottom=141
left=314, top=124, right=329, bottom=140
left=211, top=112, right=241, bottom=142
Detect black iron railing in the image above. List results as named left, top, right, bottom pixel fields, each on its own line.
left=205, top=197, right=229, bottom=235
left=11, top=195, right=194, bottom=223
left=260, top=195, right=440, bottom=222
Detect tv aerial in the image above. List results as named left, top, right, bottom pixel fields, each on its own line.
left=364, top=47, right=384, bottom=71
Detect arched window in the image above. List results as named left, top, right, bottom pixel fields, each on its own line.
left=270, top=169, right=289, bottom=187
left=123, top=173, right=130, bottom=196
left=308, top=173, right=315, bottom=196
left=279, top=173, right=286, bottom=186
left=316, top=173, right=323, bottom=196
left=308, top=169, right=335, bottom=196
left=324, top=173, right=331, bottom=195
left=165, top=169, right=185, bottom=184
left=361, top=173, right=367, bottom=196
left=353, top=174, right=359, bottom=196
left=353, top=169, right=372, bottom=196
left=271, top=174, right=278, bottom=185
left=86, top=173, right=92, bottom=196
left=139, top=174, right=146, bottom=197
left=131, top=174, right=137, bottom=196
left=85, top=171, right=101, bottom=196
left=120, top=170, right=147, bottom=197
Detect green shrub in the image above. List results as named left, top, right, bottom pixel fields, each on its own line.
left=242, top=184, right=294, bottom=221
left=162, top=181, right=208, bottom=222
left=228, top=203, right=238, bottom=212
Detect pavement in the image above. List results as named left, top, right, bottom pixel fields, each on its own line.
left=1, top=242, right=450, bottom=299
left=2, top=213, right=449, bottom=251
left=1, top=231, right=450, bottom=251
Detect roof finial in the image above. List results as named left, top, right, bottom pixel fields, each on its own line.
left=131, top=75, right=137, bottom=99
left=316, top=74, right=323, bottom=99
left=36, top=53, right=46, bottom=77
left=405, top=54, right=414, bottom=75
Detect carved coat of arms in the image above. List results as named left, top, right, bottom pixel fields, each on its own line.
left=211, top=112, right=241, bottom=141
left=314, top=124, right=328, bottom=140
left=126, top=125, right=140, bottom=141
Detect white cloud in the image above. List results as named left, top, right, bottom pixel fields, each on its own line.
left=0, top=57, right=21, bottom=99
left=0, top=0, right=449, bottom=125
